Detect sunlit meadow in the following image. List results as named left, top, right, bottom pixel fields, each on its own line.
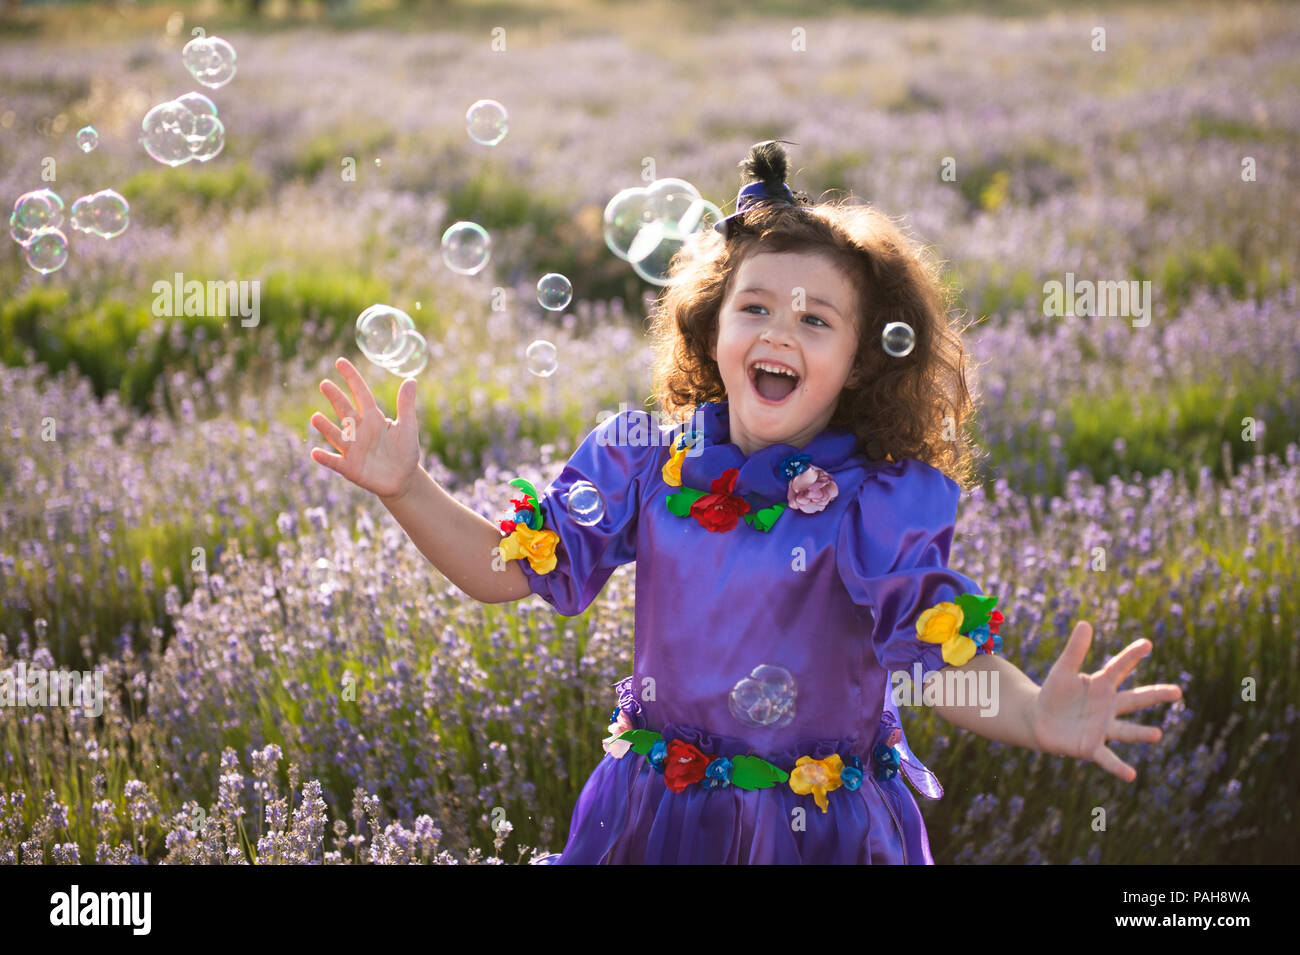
left=1, top=0, right=1297, bottom=863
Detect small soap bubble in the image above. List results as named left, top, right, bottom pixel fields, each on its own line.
left=524, top=339, right=557, bottom=377
left=441, top=221, right=491, bottom=275
left=465, top=99, right=508, bottom=146
left=9, top=189, right=64, bottom=243
left=76, top=126, right=99, bottom=153
left=566, top=481, right=604, bottom=526
left=355, top=304, right=415, bottom=364
left=308, top=558, right=335, bottom=594
left=182, top=35, right=237, bottom=89
left=24, top=228, right=69, bottom=274
left=536, top=273, right=572, bottom=311
left=728, top=664, right=797, bottom=729
left=70, top=189, right=130, bottom=239
left=882, top=321, right=915, bottom=358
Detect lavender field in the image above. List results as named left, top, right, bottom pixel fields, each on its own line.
left=1, top=0, right=1298, bottom=864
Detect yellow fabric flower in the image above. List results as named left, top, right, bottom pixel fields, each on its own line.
left=662, top=445, right=687, bottom=487
left=498, top=523, right=560, bottom=575
left=916, top=602, right=977, bottom=666
left=788, top=754, right=844, bottom=814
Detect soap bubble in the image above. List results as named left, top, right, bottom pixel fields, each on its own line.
left=76, top=126, right=99, bottom=153
left=645, top=177, right=701, bottom=230
left=631, top=231, right=685, bottom=287
left=525, top=340, right=557, bottom=377
left=441, top=221, right=491, bottom=275
left=69, top=189, right=130, bottom=239
left=308, top=557, right=335, bottom=594
left=728, top=664, right=797, bottom=729
left=141, top=94, right=225, bottom=166
left=602, top=187, right=657, bottom=262
left=355, top=304, right=415, bottom=364
left=9, top=189, right=64, bottom=244
left=383, top=330, right=429, bottom=378
left=466, top=99, right=508, bottom=146
left=182, top=35, right=237, bottom=89
left=882, top=321, right=915, bottom=358
left=24, top=228, right=69, bottom=274
left=536, top=273, right=572, bottom=311
left=567, top=481, right=604, bottom=526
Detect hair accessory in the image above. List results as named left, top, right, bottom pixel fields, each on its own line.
left=717, top=139, right=808, bottom=235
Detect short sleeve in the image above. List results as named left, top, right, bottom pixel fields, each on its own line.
left=835, top=457, right=991, bottom=682
left=512, top=410, right=666, bottom=617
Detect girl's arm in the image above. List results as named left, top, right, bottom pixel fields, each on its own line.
left=925, top=621, right=1182, bottom=781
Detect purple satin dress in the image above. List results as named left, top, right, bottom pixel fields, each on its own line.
left=515, top=399, right=989, bottom=864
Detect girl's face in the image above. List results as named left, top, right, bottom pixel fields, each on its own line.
left=710, top=250, right=862, bottom=457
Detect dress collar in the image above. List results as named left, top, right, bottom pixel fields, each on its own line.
left=678, top=399, right=863, bottom=507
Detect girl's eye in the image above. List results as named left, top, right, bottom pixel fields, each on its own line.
left=742, top=304, right=828, bottom=327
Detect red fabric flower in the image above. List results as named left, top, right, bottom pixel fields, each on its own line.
left=499, top=519, right=517, bottom=534
left=988, top=610, right=1004, bottom=635
left=663, top=739, right=710, bottom=793
left=688, top=468, right=750, bottom=532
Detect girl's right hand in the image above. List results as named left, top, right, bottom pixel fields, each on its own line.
left=310, top=357, right=422, bottom=502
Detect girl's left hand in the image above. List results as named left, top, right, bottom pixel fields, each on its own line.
left=1029, top=621, right=1184, bottom=782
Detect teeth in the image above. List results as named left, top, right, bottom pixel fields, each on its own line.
left=752, top=362, right=799, bottom=379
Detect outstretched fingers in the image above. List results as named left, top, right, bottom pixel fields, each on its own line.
left=310, top=412, right=347, bottom=454
left=336, top=357, right=381, bottom=417
left=1052, top=620, right=1094, bottom=678
left=1107, top=717, right=1163, bottom=744
left=1092, top=745, right=1138, bottom=783
left=1114, top=683, right=1183, bottom=717
left=320, top=378, right=357, bottom=425
left=1097, top=638, right=1153, bottom=690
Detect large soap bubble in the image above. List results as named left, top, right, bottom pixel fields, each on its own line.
left=140, top=93, right=225, bottom=166
left=605, top=180, right=726, bottom=286
left=440, top=221, right=491, bottom=275
left=466, top=99, right=508, bottom=146
left=182, top=35, right=237, bottom=89
left=9, top=189, right=64, bottom=244
left=24, top=228, right=69, bottom=274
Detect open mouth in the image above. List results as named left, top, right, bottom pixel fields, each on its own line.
left=748, top=362, right=801, bottom=405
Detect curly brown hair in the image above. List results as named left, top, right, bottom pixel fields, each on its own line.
left=645, top=194, right=987, bottom=492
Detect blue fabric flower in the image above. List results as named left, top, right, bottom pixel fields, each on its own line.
left=872, top=743, right=900, bottom=781
left=776, top=452, right=812, bottom=481
left=675, top=430, right=700, bottom=452
left=701, top=757, right=733, bottom=790
left=968, top=623, right=991, bottom=643
left=648, top=739, right=668, bottom=774
left=992, top=634, right=1002, bottom=653
left=514, top=508, right=538, bottom=530
left=609, top=705, right=621, bottom=725
left=841, top=765, right=863, bottom=791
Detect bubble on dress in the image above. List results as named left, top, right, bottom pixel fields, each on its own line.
left=536, top=273, right=572, bottom=311
left=182, top=35, right=237, bottom=89
left=465, top=99, right=508, bottom=146
left=566, top=481, right=604, bottom=526
left=76, top=126, right=99, bottom=153
left=728, top=664, right=797, bottom=729
left=525, top=339, right=557, bottom=377
left=69, top=189, right=130, bottom=239
left=355, top=304, right=415, bottom=364
left=440, top=221, right=491, bottom=275
left=24, top=228, right=69, bottom=274
left=882, top=321, right=915, bottom=358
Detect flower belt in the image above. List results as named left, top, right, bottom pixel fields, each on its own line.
left=603, top=718, right=901, bottom=814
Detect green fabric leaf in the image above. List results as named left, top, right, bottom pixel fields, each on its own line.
left=744, top=502, right=786, bottom=532
left=508, top=478, right=543, bottom=525
left=665, top=487, right=706, bottom=517
left=614, top=730, right=662, bottom=754
left=954, top=593, right=998, bottom=632
left=730, top=755, right=791, bottom=790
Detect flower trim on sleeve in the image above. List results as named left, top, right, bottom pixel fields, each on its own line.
left=496, top=477, right=560, bottom=575
left=916, top=593, right=1005, bottom=666
left=662, top=433, right=837, bottom=534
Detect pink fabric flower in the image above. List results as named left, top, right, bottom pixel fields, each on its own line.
left=601, top=709, right=635, bottom=758
left=787, top=465, right=838, bottom=513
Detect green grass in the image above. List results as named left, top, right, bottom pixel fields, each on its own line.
left=118, top=160, right=271, bottom=227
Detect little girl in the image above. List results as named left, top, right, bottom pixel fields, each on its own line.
left=310, top=141, right=1183, bottom=864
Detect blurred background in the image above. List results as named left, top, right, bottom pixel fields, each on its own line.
left=1, top=0, right=1296, bottom=865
